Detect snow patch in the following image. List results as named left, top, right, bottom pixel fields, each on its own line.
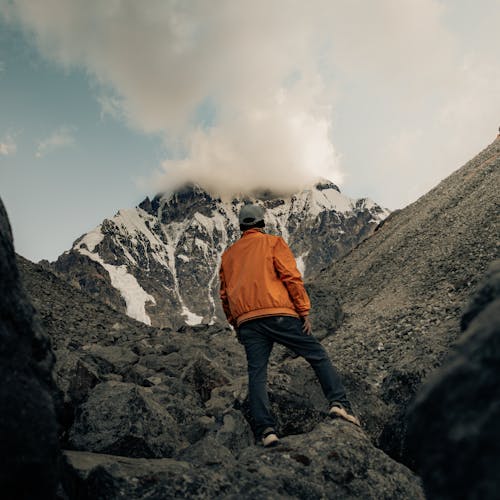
left=182, top=305, right=204, bottom=325
left=78, top=248, right=156, bottom=325
left=194, top=237, right=209, bottom=254
left=78, top=227, right=104, bottom=252
left=193, top=212, right=215, bottom=232
left=296, top=253, right=308, bottom=276
left=308, top=187, right=354, bottom=215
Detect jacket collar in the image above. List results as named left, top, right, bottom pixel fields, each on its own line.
left=241, top=228, right=264, bottom=237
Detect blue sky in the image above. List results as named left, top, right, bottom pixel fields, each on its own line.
left=0, top=22, right=165, bottom=260
left=1, top=1, right=499, bottom=262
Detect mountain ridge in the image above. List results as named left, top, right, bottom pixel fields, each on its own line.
left=52, top=180, right=389, bottom=328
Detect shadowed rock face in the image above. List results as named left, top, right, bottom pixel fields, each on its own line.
left=406, top=260, right=500, bottom=500
left=0, top=198, right=59, bottom=499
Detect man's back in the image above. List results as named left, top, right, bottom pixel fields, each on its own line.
left=220, top=228, right=310, bottom=326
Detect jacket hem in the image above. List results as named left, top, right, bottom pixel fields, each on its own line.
left=236, top=307, right=300, bottom=327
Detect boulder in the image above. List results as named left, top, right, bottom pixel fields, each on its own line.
left=406, top=260, right=500, bottom=499
left=80, top=344, right=139, bottom=374
left=0, top=198, right=60, bottom=499
left=180, top=351, right=231, bottom=401
left=69, top=381, right=187, bottom=458
left=62, top=450, right=235, bottom=499
left=63, top=419, right=424, bottom=499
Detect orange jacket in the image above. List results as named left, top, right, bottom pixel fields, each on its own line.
left=219, top=228, right=311, bottom=327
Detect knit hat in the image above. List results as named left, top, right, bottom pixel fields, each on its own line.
left=239, top=204, right=265, bottom=226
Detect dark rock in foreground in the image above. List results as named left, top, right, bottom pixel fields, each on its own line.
left=63, top=420, right=424, bottom=499
left=0, top=198, right=59, bottom=499
left=406, top=260, right=500, bottom=499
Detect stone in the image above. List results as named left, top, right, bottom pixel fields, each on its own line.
left=180, top=351, right=230, bottom=402
left=214, top=409, right=253, bottom=453
left=406, top=260, right=500, bottom=499
left=177, top=434, right=236, bottom=466
left=80, top=344, right=139, bottom=374
left=69, top=381, right=187, bottom=458
left=0, top=198, right=60, bottom=499
left=62, top=419, right=425, bottom=499
left=62, top=450, right=236, bottom=499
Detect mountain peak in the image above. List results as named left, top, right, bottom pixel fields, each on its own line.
left=313, top=179, right=340, bottom=193
left=54, top=181, right=389, bottom=328
left=149, top=178, right=343, bottom=207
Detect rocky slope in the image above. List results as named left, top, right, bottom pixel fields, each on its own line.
left=18, top=253, right=424, bottom=499
left=51, top=181, right=389, bottom=329
left=308, top=136, right=500, bottom=461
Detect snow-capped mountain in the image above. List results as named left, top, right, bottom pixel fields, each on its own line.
left=52, top=181, right=389, bottom=328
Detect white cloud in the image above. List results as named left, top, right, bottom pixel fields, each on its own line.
left=35, top=126, right=76, bottom=158
left=6, top=0, right=500, bottom=204
left=0, top=133, right=17, bottom=155
left=96, top=91, right=125, bottom=122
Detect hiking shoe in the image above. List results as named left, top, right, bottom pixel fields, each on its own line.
left=329, top=404, right=361, bottom=427
left=261, top=428, right=280, bottom=447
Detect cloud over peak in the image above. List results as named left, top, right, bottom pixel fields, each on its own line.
left=4, top=0, right=499, bottom=203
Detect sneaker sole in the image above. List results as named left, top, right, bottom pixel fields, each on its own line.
left=262, top=434, right=280, bottom=447
left=329, top=407, right=361, bottom=427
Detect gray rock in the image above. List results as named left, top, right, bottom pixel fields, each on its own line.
left=55, top=350, right=101, bottom=406
left=214, top=409, right=254, bottom=453
left=406, top=260, right=500, bottom=499
left=183, top=415, right=217, bottom=444
left=62, top=450, right=235, bottom=499
left=461, top=259, right=500, bottom=330
left=177, top=434, right=236, bottom=466
left=181, top=351, right=231, bottom=401
left=81, top=343, right=139, bottom=374
left=69, top=381, right=187, bottom=458
left=63, top=420, right=424, bottom=499
left=0, top=197, right=59, bottom=499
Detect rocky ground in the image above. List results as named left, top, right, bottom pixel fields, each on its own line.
left=18, top=255, right=424, bottom=498
left=2, top=137, right=498, bottom=499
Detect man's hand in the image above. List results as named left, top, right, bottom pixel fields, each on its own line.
left=301, top=315, right=312, bottom=335
left=231, top=323, right=243, bottom=344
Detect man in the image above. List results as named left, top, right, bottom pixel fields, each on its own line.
left=219, top=204, right=360, bottom=447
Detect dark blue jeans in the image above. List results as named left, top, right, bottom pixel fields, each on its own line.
left=238, top=315, right=350, bottom=438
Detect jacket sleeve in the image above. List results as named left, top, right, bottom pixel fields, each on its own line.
left=219, top=265, right=236, bottom=327
left=273, top=237, right=311, bottom=316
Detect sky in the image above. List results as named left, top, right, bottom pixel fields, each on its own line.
left=0, top=0, right=499, bottom=262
